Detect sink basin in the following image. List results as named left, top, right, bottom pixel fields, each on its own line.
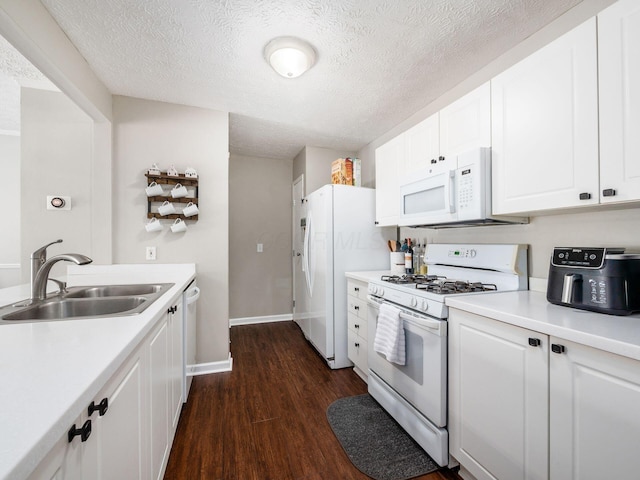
left=0, top=283, right=175, bottom=323
left=3, top=297, right=147, bottom=321
left=64, top=284, right=166, bottom=298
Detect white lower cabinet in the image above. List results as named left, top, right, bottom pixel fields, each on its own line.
left=549, top=338, right=640, bottom=480
left=449, top=308, right=640, bottom=480
left=28, top=293, right=184, bottom=480
left=347, top=279, right=368, bottom=381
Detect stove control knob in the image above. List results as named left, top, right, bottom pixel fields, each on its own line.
left=378, top=287, right=384, bottom=296
left=370, top=286, right=377, bottom=295
left=421, top=300, right=429, bottom=311
left=410, top=297, right=417, bottom=307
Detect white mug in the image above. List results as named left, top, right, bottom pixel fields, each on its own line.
left=145, top=181, right=163, bottom=197
left=158, top=201, right=176, bottom=216
left=183, top=202, right=199, bottom=217
left=171, top=183, right=188, bottom=198
left=171, top=218, right=187, bottom=233
left=145, top=217, right=163, bottom=232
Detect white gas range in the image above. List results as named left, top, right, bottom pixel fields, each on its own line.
left=366, top=244, right=528, bottom=467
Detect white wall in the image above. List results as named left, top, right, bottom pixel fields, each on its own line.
left=293, top=146, right=357, bottom=195
left=20, top=87, right=93, bottom=282
left=0, top=133, right=20, bottom=287
left=112, top=96, right=229, bottom=364
left=229, top=154, right=293, bottom=319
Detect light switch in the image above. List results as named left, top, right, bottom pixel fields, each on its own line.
left=257, top=243, right=264, bottom=253
left=146, top=246, right=157, bottom=260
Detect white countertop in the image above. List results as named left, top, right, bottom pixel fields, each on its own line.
left=0, top=264, right=196, bottom=480
left=446, top=291, right=640, bottom=361
left=345, top=270, right=393, bottom=283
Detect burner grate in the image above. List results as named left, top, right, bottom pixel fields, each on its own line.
left=417, top=281, right=498, bottom=294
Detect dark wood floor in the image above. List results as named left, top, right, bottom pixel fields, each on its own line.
left=165, top=321, right=462, bottom=480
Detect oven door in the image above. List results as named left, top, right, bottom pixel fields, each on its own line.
left=367, top=296, right=447, bottom=427
left=398, top=169, right=456, bottom=227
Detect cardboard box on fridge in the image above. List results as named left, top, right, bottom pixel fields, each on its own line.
left=331, top=158, right=353, bottom=185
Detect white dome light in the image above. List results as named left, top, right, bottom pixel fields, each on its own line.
left=264, top=37, right=316, bottom=78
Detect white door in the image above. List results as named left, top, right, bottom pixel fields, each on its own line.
left=292, top=175, right=306, bottom=328
left=449, top=309, right=549, bottom=480
left=439, top=82, right=491, bottom=160
left=598, top=0, right=640, bottom=204
left=549, top=338, right=640, bottom=480
left=375, top=135, right=403, bottom=226
left=491, top=18, right=599, bottom=214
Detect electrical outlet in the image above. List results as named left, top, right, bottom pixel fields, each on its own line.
left=146, top=246, right=157, bottom=261
left=257, top=243, right=264, bottom=253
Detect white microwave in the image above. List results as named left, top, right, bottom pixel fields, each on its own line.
left=398, top=147, right=527, bottom=227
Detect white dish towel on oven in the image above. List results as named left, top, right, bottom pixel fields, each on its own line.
left=373, top=303, right=405, bottom=365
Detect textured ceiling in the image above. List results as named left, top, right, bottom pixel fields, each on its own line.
left=35, top=0, right=581, bottom=159
left=0, top=35, right=56, bottom=132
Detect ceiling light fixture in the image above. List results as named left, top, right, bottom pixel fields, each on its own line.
left=264, top=36, right=316, bottom=78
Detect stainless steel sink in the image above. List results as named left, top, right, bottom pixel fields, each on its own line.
left=0, top=283, right=174, bottom=323
left=64, top=284, right=166, bottom=298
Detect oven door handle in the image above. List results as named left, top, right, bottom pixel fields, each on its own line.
left=368, top=296, right=445, bottom=335
left=398, top=311, right=444, bottom=332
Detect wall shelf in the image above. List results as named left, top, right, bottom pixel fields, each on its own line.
left=146, top=172, right=199, bottom=221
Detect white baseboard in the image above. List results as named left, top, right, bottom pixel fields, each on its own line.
left=229, top=313, right=293, bottom=326
left=186, top=353, right=233, bottom=376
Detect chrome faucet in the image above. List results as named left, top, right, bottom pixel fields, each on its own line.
left=30, top=239, right=63, bottom=299
left=32, top=253, right=92, bottom=301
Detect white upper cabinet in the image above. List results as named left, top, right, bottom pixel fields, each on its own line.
left=374, top=134, right=403, bottom=226
left=402, top=112, right=439, bottom=177
left=439, top=82, right=491, bottom=160
left=598, top=0, right=640, bottom=204
left=491, top=18, right=599, bottom=214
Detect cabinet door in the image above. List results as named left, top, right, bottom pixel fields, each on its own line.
left=402, top=113, right=440, bottom=175
left=439, top=82, right=491, bottom=160
left=89, top=352, right=145, bottom=480
left=598, top=0, right=640, bottom=204
left=549, top=338, right=640, bottom=480
left=374, top=135, right=403, bottom=226
left=27, top=415, right=85, bottom=480
left=149, top=319, right=170, bottom=480
left=491, top=19, right=599, bottom=214
left=169, top=300, right=184, bottom=432
left=449, top=309, right=548, bottom=480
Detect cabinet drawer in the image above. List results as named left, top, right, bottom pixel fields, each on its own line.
left=347, top=329, right=368, bottom=373
left=348, top=297, right=366, bottom=319
left=348, top=312, right=368, bottom=339
left=347, top=280, right=367, bottom=300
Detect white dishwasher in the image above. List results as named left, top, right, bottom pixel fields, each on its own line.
left=183, top=279, right=200, bottom=401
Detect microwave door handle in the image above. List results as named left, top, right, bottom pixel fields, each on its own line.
left=447, top=170, right=456, bottom=213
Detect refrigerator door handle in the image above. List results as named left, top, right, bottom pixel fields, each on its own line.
left=303, top=211, right=313, bottom=296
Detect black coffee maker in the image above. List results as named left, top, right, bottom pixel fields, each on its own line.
left=547, top=247, right=640, bottom=316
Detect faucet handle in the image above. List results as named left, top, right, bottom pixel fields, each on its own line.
left=32, top=239, right=63, bottom=260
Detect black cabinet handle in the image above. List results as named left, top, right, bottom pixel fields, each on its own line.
left=430, top=159, right=437, bottom=164
left=528, top=338, right=541, bottom=347
left=68, top=420, right=92, bottom=443
left=374, top=221, right=379, bottom=225
left=579, top=192, right=591, bottom=200
left=355, top=324, right=360, bottom=329
left=602, top=188, right=616, bottom=197
left=354, top=287, right=360, bottom=292
left=438, top=156, right=445, bottom=161
left=88, top=397, right=109, bottom=417
left=167, top=305, right=177, bottom=314
left=355, top=343, right=360, bottom=348
left=354, top=305, right=360, bottom=310
left=551, top=344, right=566, bottom=354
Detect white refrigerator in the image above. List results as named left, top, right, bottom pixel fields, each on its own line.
left=294, top=184, right=391, bottom=369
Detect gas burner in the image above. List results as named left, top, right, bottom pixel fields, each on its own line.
left=417, top=280, right=498, bottom=294
left=380, top=274, right=447, bottom=285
